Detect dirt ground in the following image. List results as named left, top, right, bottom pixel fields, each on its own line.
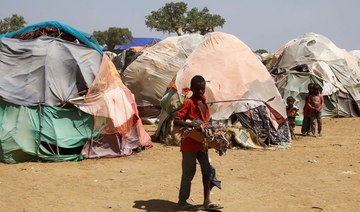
left=1, top=118, right=360, bottom=212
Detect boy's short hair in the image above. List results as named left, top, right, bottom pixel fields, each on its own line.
left=308, top=83, right=315, bottom=90
left=314, top=84, right=322, bottom=93
left=286, top=96, right=295, bottom=102
left=190, top=75, right=205, bottom=88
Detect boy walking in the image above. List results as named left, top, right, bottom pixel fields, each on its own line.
left=174, top=75, right=222, bottom=211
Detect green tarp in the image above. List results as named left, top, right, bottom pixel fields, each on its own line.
left=0, top=99, right=98, bottom=163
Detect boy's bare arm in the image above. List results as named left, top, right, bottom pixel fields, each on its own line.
left=174, top=118, right=202, bottom=129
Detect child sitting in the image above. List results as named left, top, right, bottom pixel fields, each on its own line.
left=286, top=96, right=299, bottom=139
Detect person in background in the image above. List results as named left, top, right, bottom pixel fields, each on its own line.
left=307, top=83, right=324, bottom=137
left=301, top=83, right=315, bottom=135
left=286, top=96, right=299, bottom=139
left=174, top=75, right=223, bottom=211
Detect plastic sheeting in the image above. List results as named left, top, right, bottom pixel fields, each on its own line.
left=0, top=21, right=103, bottom=54
left=175, top=32, right=286, bottom=121
left=0, top=36, right=102, bottom=106
left=122, top=34, right=205, bottom=118
left=70, top=56, right=153, bottom=158
left=103, top=37, right=161, bottom=51
left=0, top=99, right=96, bottom=163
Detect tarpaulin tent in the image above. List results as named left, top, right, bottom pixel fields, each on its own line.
left=0, top=36, right=101, bottom=106
left=102, top=37, right=161, bottom=51
left=0, top=21, right=152, bottom=163
left=350, top=50, right=360, bottom=64
left=270, top=32, right=360, bottom=118
left=156, top=32, right=289, bottom=147
left=121, top=34, right=205, bottom=120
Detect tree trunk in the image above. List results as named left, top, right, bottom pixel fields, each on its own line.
left=176, top=27, right=184, bottom=36
left=108, top=44, right=115, bottom=52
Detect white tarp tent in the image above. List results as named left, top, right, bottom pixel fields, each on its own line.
left=271, top=32, right=360, bottom=118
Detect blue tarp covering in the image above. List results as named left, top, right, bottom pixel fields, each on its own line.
left=0, top=21, right=103, bottom=54
left=103, top=37, right=161, bottom=51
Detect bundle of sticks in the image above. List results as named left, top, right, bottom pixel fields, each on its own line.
left=183, top=122, right=230, bottom=156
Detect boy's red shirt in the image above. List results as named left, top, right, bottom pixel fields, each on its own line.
left=176, top=96, right=210, bottom=152
left=306, top=94, right=324, bottom=112
left=303, top=94, right=312, bottom=117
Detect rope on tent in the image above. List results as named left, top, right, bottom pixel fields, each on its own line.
left=207, top=97, right=276, bottom=106
left=36, top=104, right=43, bottom=157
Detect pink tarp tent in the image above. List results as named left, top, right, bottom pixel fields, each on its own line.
left=175, top=32, right=286, bottom=121
left=156, top=32, right=289, bottom=147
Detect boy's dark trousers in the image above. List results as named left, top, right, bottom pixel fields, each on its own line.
left=179, top=151, right=211, bottom=203
left=301, top=116, right=311, bottom=134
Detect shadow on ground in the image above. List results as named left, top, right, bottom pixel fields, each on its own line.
left=133, top=199, right=179, bottom=211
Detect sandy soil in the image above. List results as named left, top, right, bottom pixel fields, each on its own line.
left=1, top=118, right=360, bottom=212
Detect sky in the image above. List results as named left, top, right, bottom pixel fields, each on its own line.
left=1, top=0, right=359, bottom=53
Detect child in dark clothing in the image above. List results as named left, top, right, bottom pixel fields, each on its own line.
left=307, top=84, right=324, bottom=137
left=174, top=75, right=223, bottom=211
left=301, top=83, right=315, bottom=135
left=286, top=96, right=299, bottom=139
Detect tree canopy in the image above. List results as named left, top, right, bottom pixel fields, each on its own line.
left=254, top=49, right=268, bottom=54
left=0, top=14, right=26, bottom=34
left=145, top=2, right=225, bottom=36
left=186, top=7, right=225, bottom=35
left=93, top=27, right=133, bottom=52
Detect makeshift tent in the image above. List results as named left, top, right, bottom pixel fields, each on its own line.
left=270, top=32, right=360, bottom=118
left=121, top=34, right=205, bottom=120
left=350, top=50, right=360, bottom=63
left=0, top=21, right=152, bottom=163
left=102, top=37, right=161, bottom=51
left=343, top=50, right=360, bottom=81
left=156, top=32, right=290, bottom=148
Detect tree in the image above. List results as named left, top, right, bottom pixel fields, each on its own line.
left=0, top=14, right=26, bottom=34
left=145, top=2, right=188, bottom=36
left=93, top=27, right=133, bottom=52
left=254, top=49, right=268, bottom=54
left=145, top=2, right=225, bottom=36
left=186, top=7, right=225, bottom=35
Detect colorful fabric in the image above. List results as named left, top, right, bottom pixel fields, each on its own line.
left=75, top=56, right=138, bottom=136
left=286, top=105, right=299, bottom=125
left=235, top=105, right=290, bottom=145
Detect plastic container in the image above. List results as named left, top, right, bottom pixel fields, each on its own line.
left=295, top=116, right=303, bottom=126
